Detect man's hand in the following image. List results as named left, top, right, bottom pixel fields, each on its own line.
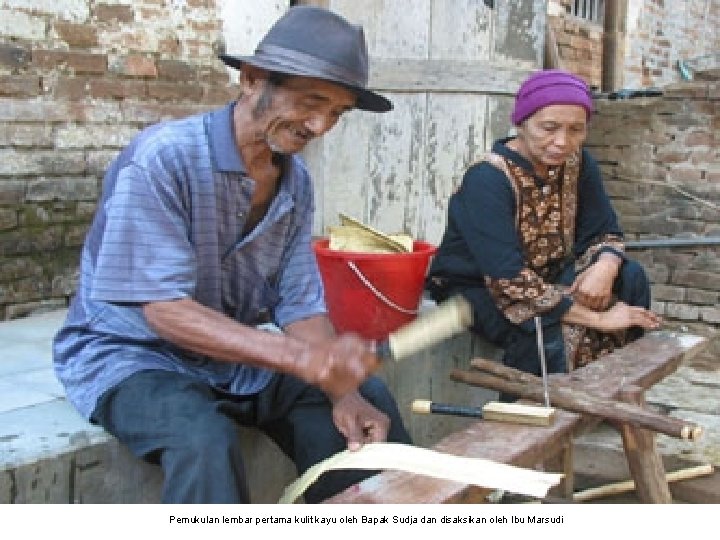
left=293, top=334, right=380, bottom=398
left=570, top=254, right=621, bottom=311
left=331, top=391, right=390, bottom=451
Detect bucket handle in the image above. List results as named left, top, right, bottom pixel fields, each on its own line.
left=346, top=260, right=419, bottom=315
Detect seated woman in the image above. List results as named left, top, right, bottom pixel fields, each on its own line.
left=427, top=69, right=661, bottom=379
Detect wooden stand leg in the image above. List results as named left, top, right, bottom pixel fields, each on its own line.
left=617, top=385, right=672, bottom=503
left=544, top=437, right=574, bottom=500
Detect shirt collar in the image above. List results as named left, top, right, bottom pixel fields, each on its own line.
left=209, top=101, right=246, bottom=174
left=492, top=136, right=536, bottom=174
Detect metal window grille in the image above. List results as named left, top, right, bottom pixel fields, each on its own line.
left=571, top=0, right=605, bottom=24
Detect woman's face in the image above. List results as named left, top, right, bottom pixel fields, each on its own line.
left=515, top=104, right=588, bottom=174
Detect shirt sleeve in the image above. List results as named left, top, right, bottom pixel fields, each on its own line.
left=452, top=163, right=571, bottom=327
left=90, top=161, right=196, bottom=303
left=574, top=149, right=626, bottom=270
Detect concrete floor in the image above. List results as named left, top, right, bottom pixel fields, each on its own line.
left=0, top=309, right=112, bottom=472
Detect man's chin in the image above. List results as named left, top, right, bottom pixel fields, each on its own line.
left=267, top=137, right=308, bottom=155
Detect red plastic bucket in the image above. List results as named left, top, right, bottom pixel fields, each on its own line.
left=313, top=238, right=437, bottom=341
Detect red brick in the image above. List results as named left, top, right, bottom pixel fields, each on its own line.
left=138, top=7, right=165, bottom=20
left=0, top=76, right=41, bottom=97
left=157, top=60, right=198, bottom=82
left=120, top=102, right=205, bottom=123
left=116, top=55, right=158, bottom=78
left=187, top=0, right=215, bottom=7
left=94, top=4, right=134, bottom=23
left=147, top=81, right=203, bottom=102
left=54, top=22, right=98, bottom=48
left=70, top=52, right=109, bottom=75
left=684, top=131, right=714, bottom=147
left=53, top=77, right=88, bottom=100
left=157, top=37, right=181, bottom=55
left=33, top=50, right=107, bottom=74
left=189, top=20, right=220, bottom=33
left=88, top=78, right=147, bottom=100
left=668, top=167, right=704, bottom=183
left=654, top=147, right=690, bottom=163
left=663, top=83, right=708, bottom=99
left=203, top=86, right=236, bottom=105
left=197, top=66, right=228, bottom=85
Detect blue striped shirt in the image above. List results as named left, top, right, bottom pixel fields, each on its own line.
left=53, top=102, right=327, bottom=419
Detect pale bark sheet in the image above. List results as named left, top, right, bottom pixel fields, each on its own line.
left=279, top=442, right=563, bottom=503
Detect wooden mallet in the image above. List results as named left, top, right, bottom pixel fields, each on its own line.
left=375, top=295, right=473, bottom=361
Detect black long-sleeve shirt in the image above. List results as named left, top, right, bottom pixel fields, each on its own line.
left=428, top=138, right=624, bottom=331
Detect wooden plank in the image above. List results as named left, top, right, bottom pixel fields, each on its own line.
left=330, top=0, right=431, bottom=59
left=369, top=59, right=529, bottom=93
left=420, top=92, right=488, bottom=244
left=429, top=0, right=492, bottom=60
left=325, top=332, right=707, bottom=503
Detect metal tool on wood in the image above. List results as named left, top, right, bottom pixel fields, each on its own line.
left=534, top=316, right=551, bottom=408
left=412, top=399, right=555, bottom=426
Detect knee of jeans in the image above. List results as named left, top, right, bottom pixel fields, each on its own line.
left=181, top=414, right=241, bottom=457
left=620, top=260, right=651, bottom=300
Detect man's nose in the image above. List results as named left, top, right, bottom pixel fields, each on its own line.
left=305, top=112, right=335, bottom=135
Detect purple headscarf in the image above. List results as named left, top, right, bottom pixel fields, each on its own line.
left=511, top=69, right=593, bottom=126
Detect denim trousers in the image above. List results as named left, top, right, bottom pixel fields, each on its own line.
left=91, top=369, right=411, bottom=503
left=454, top=259, right=651, bottom=382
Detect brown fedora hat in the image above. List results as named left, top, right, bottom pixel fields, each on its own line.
left=219, top=6, right=391, bottom=113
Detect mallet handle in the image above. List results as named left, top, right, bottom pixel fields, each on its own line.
left=411, top=399, right=483, bottom=418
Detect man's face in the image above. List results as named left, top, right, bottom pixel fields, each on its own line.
left=250, top=74, right=357, bottom=154
left=516, top=104, right=588, bottom=170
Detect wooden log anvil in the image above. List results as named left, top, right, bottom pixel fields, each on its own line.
left=451, top=359, right=703, bottom=441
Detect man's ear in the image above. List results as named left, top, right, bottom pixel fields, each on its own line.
left=239, top=65, right=269, bottom=95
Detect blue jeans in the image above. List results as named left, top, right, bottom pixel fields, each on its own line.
left=91, top=369, right=411, bottom=503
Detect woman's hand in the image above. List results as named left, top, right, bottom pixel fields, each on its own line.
left=569, top=255, right=621, bottom=311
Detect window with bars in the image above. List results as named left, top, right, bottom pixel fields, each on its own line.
left=570, top=0, right=605, bottom=24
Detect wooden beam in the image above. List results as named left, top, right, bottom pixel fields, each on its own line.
left=368, top=58, right=530, bottom=94
left=451, top=368, right=702, bottom=440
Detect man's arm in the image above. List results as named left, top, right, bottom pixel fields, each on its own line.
left=143, top=298, right=377, bottom=398
left=284, top=315, right=391, bottom=449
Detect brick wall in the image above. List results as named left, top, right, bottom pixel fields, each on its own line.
left=623, top=0, right=720, bottom=89
left=585, top=80, right=720, bottom=350
left=548, top=1, right=720, bottom=91
left=547, top=0, right=603, bottom=88
left=0, top=0, right=235, bottom=319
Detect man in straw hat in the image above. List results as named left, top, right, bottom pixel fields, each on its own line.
left=428, top=69, right=661, bottom=389
left=53, top=6, right=410, bottom=503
